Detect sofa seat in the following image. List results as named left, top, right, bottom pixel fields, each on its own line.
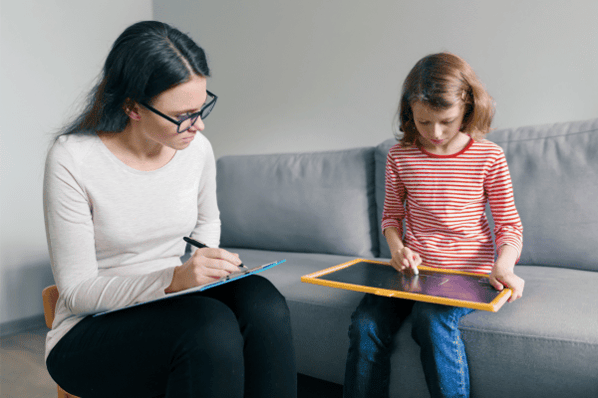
left=461, top=265, right=598, bottom=397
left=227, top=248, right=364, bottom=383
left=229, top=248, right=598, bottom=397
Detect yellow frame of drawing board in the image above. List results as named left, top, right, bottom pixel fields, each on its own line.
left=301, top=258, right=512, bottom=312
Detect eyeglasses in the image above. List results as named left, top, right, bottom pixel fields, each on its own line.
left=140, top=90, right=217, bottom=133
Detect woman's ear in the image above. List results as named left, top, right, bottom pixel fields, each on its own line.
left=124, top=99, right=141, bottom=120
left=129, top=110, right=141, bottom=121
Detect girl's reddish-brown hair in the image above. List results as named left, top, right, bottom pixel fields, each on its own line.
left=395, top=52, right=495, bottom=145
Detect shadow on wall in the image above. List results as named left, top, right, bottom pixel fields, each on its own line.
left=1, top=259, right=55, bottom=336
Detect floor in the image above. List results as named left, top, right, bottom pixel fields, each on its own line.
left=0, top=326, right=56, bottom=398
left=0, top=325, right=343, bottom=398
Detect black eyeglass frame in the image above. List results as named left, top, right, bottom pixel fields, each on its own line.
left=140, top=90, right=217, bottom=133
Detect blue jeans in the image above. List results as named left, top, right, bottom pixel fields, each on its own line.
left=343, top=294, right=475, bottom=398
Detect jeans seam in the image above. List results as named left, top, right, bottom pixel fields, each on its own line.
left=452, top=310, right=468, bottom=398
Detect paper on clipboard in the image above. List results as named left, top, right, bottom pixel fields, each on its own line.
left=301, top=259, right=511, bottom=312
left=94, top=259, right=286, bottom=317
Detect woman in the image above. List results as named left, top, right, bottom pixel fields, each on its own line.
left=44, top=20, right=296, bottom=398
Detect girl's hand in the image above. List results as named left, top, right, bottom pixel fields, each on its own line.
left=390, top=247, right=422, bottom=274
left=490, top=245, right=524, bottom=302
left=489, top=267, right=525, bottom=302
left=165, top=248, right=242, bottom=293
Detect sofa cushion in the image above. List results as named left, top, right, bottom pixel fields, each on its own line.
left=375, top=138, right=399, bottom=259
left=232, top=248, right=598, bottom=397
left=488, top=118, right=598, bottom=271
left=460, top=265, right=598, bottom=397
left=217, top=147, right=379, bottom=257
left=223, top=248, right=366, bottom=384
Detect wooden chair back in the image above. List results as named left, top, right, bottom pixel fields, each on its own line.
left=42, top=285, right=81, bottom=398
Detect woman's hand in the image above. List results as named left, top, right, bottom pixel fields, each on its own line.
left=489, top=245, right=525, bottom=302
left=165, top=248, right=243, bottom=293
left=390, top=246, right=422, bottom=274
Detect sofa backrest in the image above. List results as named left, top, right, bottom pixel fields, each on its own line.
left=374, top=139, right=396, bottom=259
left=489, top=118, right=598, bottom=271
left=217, top=147, right=380, bottom=257
left=375, top=117, right=598, bottom=272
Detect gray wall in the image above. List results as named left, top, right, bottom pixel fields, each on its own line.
left=0, top=1, right=153, bottom=329
left=154, top=0, right=598, bottom=159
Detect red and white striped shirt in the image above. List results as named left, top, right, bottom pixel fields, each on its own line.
left=381, top=138, right=523, bottom=274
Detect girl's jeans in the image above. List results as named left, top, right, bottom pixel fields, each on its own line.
left=343, top=294, right=475, bottom=398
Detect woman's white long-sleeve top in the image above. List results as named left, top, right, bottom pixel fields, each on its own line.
left=43, top=132, right=221, bottom=359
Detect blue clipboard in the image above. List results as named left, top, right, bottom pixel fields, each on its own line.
left=94, top=259, right=286, bottom=317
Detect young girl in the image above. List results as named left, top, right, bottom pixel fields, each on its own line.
left=44, top=21, right=296, bottom=398
left=343, top=53, right=524, bottom=398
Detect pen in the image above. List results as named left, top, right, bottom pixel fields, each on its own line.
left=183, top=237, right=247, bottom=269
left=183, top=236, right=208, bottom=248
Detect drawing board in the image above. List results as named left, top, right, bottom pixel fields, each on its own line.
left=301, top=259, right=511, bottom=312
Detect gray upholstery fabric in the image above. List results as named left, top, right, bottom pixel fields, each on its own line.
left=217, top=147, right=379, bottom=257
left=374, top=138, right=396, bottom=259
left=232, top=249, right=598, bottom=398
left=461, top=265, right=598, bottom=397
left=225, top=248, right=363, bottom=383
left=488, top=118, right=598, bottom=271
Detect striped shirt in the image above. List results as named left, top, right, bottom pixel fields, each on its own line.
left=381, top=138, right=523, bottom=274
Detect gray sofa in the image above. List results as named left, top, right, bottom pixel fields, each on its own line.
left=216, top=117, right=598, bottom=397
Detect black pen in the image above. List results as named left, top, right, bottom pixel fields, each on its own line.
left=183, top=237, right=247, bottom=269
left=183, top=236, right=208, bottom=249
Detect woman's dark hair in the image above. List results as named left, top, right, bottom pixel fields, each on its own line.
left=61, top=21, right=210, bottom=136
left=395, top=52, right=495, bottom=145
